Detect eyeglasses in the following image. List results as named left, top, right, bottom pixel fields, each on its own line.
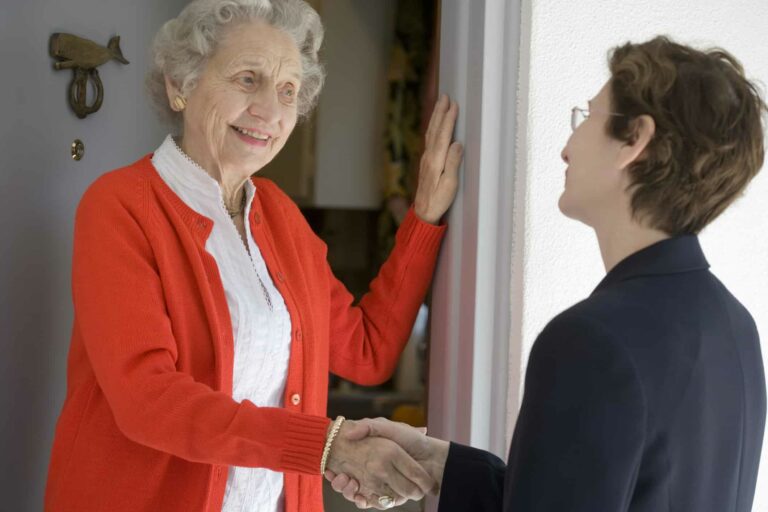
left=571, top=106, right=625, bottom=131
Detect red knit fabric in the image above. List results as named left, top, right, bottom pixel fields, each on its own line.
left=44, top=155, right=446, bottom=512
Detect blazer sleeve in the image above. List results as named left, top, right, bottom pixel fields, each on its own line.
left=328, top=207, right=446, bottom=385
left=72, top=178, right=330, bottom=474
left=438, top=442, right=507, bottom=512
left=502, top=313, right=647, bottom=512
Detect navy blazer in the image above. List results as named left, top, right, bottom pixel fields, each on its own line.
left=438, top=236, right=766, bottom=511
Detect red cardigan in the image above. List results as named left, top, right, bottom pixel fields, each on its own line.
left=44, top=155, right=446, bottom=512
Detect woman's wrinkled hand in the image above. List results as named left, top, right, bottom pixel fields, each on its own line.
left=325, top=419, right=447, bottom=510
left=413, top=94, right=464, bottom=225
left=324, top=420, right=437, bottom=509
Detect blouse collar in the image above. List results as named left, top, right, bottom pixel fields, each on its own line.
left=151, top=134, right=256, bottom=211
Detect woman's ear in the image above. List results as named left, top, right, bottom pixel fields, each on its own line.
left=164, top=74, right=185, bottom=112
left=617, top=114, right=656, bottom=168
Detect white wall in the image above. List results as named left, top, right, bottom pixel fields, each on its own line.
left=511, top=0, right=768, bottom=510
left=0, top=1, right=187, bottom=509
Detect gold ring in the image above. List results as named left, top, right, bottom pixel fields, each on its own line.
left=378, top=495, right=395, bottom=508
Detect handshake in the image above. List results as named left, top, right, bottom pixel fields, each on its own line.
left=323, top=418, right=451, bottom=510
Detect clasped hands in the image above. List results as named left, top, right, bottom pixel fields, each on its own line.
left=324, top=418, right=450, bottom=509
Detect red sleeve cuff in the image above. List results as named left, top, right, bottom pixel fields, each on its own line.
left=280, top=414, right=331, bottom=474
left=396, top=206, right=448, bottom=254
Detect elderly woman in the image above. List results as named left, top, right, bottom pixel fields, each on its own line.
left=43, top=0, right=463, bottom=511
left=329, top=36, right=767, bottom=511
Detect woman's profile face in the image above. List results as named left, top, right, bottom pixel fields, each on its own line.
left=558, top=82, right=630, bottom=227
left=180, top=19, right=302, bottom=175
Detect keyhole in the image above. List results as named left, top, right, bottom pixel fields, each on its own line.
left=71, top=139, right=85, bottom=161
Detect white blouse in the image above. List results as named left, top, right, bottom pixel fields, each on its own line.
left=152, top=135, right=292, bottom=512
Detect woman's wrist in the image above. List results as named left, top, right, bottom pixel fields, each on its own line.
left=413, top=204, right=440, bottom=225
left=424, top=437, right=450, bottom=489
left=320, top=416, right=345, bottom=475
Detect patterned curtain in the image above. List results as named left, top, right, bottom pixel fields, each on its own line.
left=377, top=0, right=439, bottom=266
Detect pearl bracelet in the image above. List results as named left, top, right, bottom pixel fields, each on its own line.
left=320, top=416, right=346, bottom=475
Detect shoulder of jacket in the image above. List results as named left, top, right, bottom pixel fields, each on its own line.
left=533, top=307, right=644, bottom=391
left=543, top=307, right=613, bottom=338
left=534, top=303, right=633, bottom=365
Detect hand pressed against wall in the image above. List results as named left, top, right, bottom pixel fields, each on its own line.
left=413, top=94, right=463, bottom=225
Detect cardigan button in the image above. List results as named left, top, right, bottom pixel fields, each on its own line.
left=277, top=272, right=286, bottom=283
left=290, top=393, right=301, bottom=406
left=253, top=212, right=261, bottom=225
left=296, top=329, right=302, bottom=340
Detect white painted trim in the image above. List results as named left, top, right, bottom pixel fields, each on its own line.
left=427, top=0, right=523, bottom=482
left=506, top=0, right=533, bottom=446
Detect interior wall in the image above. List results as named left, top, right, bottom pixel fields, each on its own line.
left=313, top=0, right=395, bottom=209
left=0, top=1, right=187, bottom=509
left=512, top=1, right=768, bottom=509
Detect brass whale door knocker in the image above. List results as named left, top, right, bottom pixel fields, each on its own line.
left=49, top=33, right=129, bottom=119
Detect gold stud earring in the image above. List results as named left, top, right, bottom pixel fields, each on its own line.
left=173, top=96, right=187, bottom=111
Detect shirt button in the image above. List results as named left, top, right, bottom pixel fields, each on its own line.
left=290, top=393, right=301, bottom=406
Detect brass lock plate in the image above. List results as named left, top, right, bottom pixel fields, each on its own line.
left=71, top=139, right=85, bottom=161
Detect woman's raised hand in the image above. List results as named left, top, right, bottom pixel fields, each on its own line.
left=413, top=94, right=463, bottom=225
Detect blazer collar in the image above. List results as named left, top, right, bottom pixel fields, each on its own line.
left=593, top=235, right=710, bottom=294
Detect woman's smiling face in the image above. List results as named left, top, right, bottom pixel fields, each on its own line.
left=175, top=19, right=302, bottom=176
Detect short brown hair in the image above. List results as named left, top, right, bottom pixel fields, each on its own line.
left=607, top=36, right=766, bottom=235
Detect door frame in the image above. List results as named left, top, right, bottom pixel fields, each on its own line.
left=427, top=0, right=524, bottom=473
